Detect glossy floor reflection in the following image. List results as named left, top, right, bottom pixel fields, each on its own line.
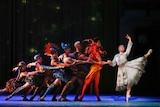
left=0, top=94, right=160, bottom=107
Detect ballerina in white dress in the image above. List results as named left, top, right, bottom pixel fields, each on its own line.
left=108, top=34, right=152, bottom=102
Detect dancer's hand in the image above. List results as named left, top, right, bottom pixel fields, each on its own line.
left=12, top=67, right=19, bottom=72
left=106, top=60, right=112, bottom=64
left=101, top=60, right=112, bottom=65
left=126, top=34, right=131, bottom=41
left=44, top=53, right=52, bottom=56
left=27, top=62, right=36, bottom=68
left=58, top=66, right=65, bottom=68
left=87, top=59, right=93, bottom=64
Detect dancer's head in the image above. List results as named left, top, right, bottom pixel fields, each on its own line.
left=74, top=41, right=82, bottom=51
left=94, top=37, right=101, bottom=48
left=81, top=40, right=90, bottom=54
left=45, top=42, right=59, bottom=55
left=17, top=61, right=26, bottom=71
left=50, top=47, right=58, bottom=57
left=118, top=45, right=125, bottom=53
left=61, top=42, right=71, bottom=54
left=34, top=54, right=42, bottom=63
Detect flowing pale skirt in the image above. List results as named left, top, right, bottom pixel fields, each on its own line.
left=116, top=56, right=147, bottom=91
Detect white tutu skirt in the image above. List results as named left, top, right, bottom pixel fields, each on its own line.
left=116, top=56, right=147, bottom=91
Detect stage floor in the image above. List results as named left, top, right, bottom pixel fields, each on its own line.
left=0, top=94, right=160, bottom=107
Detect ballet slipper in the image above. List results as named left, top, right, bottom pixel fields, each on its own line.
left=145, top=49, right=153, bottom=58
left=126, top=95, right=131, bottom=102
left=57, top=96, right=62, bottom=101
left=78, top=98, right=82, bottom=101
left=61, top=98, right=70, bottom=101
left=38, top=96, right=45, bottom=101
left=5, top=95, right=12, bottom=101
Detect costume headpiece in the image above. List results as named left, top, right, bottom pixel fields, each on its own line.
left=74, top=41, right=80, bottom=47
left=61, top=42, right=70, bottom=50
left=44, top=42, right=59, bottom=54
left=34, top=54, right=41, bottom=61
left=93, top=37, right=100, bottom=43
left=17, top=61, right=26, bottom=67
left=50, top=47, right=57, bottom=54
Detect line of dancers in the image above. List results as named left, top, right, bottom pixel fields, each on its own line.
left=0, top=34, right=152, bottom=102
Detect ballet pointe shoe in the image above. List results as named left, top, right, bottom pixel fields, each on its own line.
left=51, top=97, right=57, bottom=101
left=38, top=96, right=45, bottom=101
left=30, top=96, right=34, bottom=101
left=5, top=95, right=12, bottom=101
left=97, top=96, right=101, bottom=101
left=23, top=96, right=29, bottom=101
left=144, top=49, right=153, bottom=58
left=57, top=96, right=70, bottom=101
left=5, top=94, right=13, bottom=101
left=78, top=97, right=82, bottom=101
left=97, top=98, right=101, bottom=101
left=61, top=98, right=70, bottom=101
left=126, top=95, right=131, bottom=102
left=57, top=96, right=62, bottom=101
left=74, top=97, right=79, bottom=101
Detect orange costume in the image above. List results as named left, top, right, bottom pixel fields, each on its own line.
left=78, top=40, right=104, bottom=101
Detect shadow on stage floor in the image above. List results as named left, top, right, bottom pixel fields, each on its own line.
left=0, top=94, right=160, bottom=107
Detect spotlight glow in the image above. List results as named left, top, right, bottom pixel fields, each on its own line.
left=22, top=0, right=27, bottom=4
left=56, top=6, right=61, bottom=10
left=29, top=48, right=38, bottom=53
left=91, top=17, right=96, bottom=21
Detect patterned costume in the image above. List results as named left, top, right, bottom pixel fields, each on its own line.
left=51, top=56, right=71, bottom=82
